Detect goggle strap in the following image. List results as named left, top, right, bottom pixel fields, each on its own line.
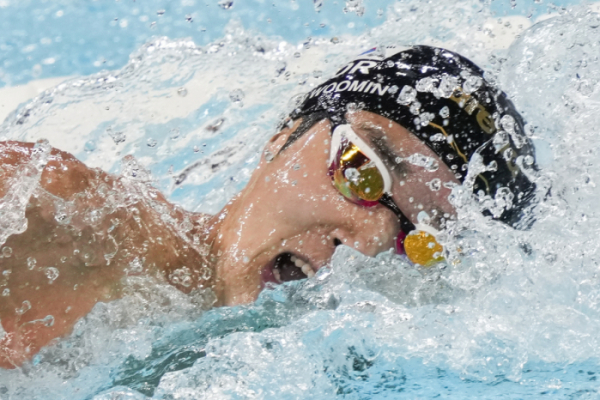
left=379, top=193, right=416, bottom=234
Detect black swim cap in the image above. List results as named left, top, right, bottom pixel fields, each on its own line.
left=287, top=45, right=537, bottom=228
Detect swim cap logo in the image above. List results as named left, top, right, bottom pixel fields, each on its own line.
left=335, top=60, right=380, bottom=76
left=448, top=88, right=496, bottom=135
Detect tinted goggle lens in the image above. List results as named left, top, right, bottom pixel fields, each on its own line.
left=328, top=125, right=445, bottom=267
left=330, top=140, right=385, bottom=205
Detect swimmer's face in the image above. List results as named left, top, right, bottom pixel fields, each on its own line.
left=210, top=110, right=459, bottom=306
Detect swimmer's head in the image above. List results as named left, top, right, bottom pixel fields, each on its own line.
left=282, top=45, right=537, bottom=228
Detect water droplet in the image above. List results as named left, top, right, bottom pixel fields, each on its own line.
left=45, top=267, right=59, bottom=284
left=42, top=315, right=54, bottom=327
left=439, top=106, right=450, bottom=119
left=416, top=77, right=436, bottom=93
left=185, top=14, right=193, bottom=22
left=264, top=149, right=274, bottom=162
left=417, top=210, right=431, bottom=224
left=106, top=128, right=126, bottom=144
left=229, top=89, right=244, bottom=104
left=177, top=87, right=188, bottom=97
left=205, top=117, right=225, bottom=132
left=345, top=0, right=364, bottom=16
left=218, top=0, right=233, bottom=9
left=397, top=85, right=417, bottom=105
left=419, top=112, right=435, bottom=126
left=388, top=85, right=399, bottom=94
left=84, top=140, right=96, bottom=152
left=553, top=61, right=562, bottom=71
left=127, top=257, right=143, bottom=274
left=27, top=257, right=36, bottom=270
left=16, top=300, right=31, bottom=315
left=157, top=9, right=165, bottom=15
left=500, top=114, right=515, bottom=134
left=406, top=153, right=439, bottom=172
left=524, top=155, right=534, bottom=166
left=437, top=75, right=459, bottom=98
left=426, top=178, right=442, bottom=191
left=344, top=168, right=360, bottom=184
left=463, top=75, right=482, bottom=94
left=147, top=138, right=157, bottom=147
left=1, top=289, right=9, bottom=297
left=430, top=133, right=445, bottom=142
left=313, top=0, right=323, bottom=12
left=1, top=247, right=12, bottom=258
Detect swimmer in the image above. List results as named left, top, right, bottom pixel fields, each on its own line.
left=0, top=45, right=537, bottom=368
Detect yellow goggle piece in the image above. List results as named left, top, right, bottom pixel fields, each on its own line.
left=403, top=231, right=444, bottom=267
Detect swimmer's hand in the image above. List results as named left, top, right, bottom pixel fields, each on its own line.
left=0, top=142, right=206, bottom=368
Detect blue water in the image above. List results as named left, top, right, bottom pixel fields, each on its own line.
left=2, top=1, right=600, bottom=399
left=0, top=0, right=584, bottom=86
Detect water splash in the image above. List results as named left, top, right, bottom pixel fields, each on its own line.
left=2, top=1, right=600, bottom=399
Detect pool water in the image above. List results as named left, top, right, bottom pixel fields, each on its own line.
left=2, top=0, right=600, bottom=399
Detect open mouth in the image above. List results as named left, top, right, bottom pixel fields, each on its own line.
left=262, top=252, right=315, bottom=286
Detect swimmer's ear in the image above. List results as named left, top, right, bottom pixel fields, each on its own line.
left=262, top=120, right=302, bottom=160
left=259, top=130, right=288, bottom=164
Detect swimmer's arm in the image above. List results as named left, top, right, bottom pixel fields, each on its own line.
left=0, top=141, right=127, bottom=367
left=0, top=141, right=205, bottom=368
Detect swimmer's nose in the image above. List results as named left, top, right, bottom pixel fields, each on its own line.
left=329, top=210, right=399, bottom=257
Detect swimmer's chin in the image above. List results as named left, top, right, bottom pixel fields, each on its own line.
left=216, top=251, right=319, bottom=306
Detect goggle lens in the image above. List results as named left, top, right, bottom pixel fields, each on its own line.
left=331, top=139, right=386, bottom=205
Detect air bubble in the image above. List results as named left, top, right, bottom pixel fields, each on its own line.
left=15, top=300, right=31, bottom=315
left=229, top=89, right=244, bottom=104
left=313, top=0, right=323, bottom=12
left=107, top=128, right=126, bottom=144
left=264, top=150, right=274, bottom=162
left=84, top=141, right=96, bottom=152
left=147, top=138, right=157, bottom=147
left=463, top=75, right=482, bottom=94
left=416, top=77, right=436, bottom=93
left=1, top=247, right=12, bottom=258
left=397, top=85, right=417, bottom=105
left=426, top=178, right=442, bottom=191
left=218, top=0, right=233, bottom=9
left=524, top=155, right=534, bottom=165
left=27, top=257, right=36, bottom=270
left=439, top=106, right=450, bottom=118
left=177, top=87, right=188, bottom=97
left=437, top=75, right=459, bottom=98
left=45, top=267, right=59, bottom=283
left=430, top=133, right=445, bottom=142
left=344, top=168, right=360, bottom=183
left=409, top=102, right=421, bottom=115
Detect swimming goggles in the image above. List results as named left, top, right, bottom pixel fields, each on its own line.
left=328, top=124, right=444, bottom=267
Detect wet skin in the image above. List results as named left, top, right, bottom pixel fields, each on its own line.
left=0, top=110, right=458, bottom=368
